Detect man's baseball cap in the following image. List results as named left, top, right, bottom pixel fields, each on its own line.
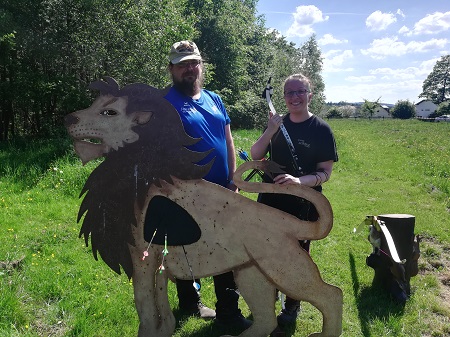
left=169, top=41, right=202, bottom=64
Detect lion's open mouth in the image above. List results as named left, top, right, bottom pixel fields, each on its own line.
left=74, top=139, right=108, bottom=164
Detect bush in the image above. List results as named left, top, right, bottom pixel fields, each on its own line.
left=436, top=101, right=450, bottom=116
left=326, top=106, right=343, bottom=118
left=391, top=100, right=416, bottom=119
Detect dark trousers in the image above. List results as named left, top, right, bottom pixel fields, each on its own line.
left=176, top=271, right=241, bottom=319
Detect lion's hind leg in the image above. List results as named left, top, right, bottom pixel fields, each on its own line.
left=276, top=253, right=343, bottom=337
left=227, top=265, right=277, bottom=337
left=301, top=281, right=343, bottom=337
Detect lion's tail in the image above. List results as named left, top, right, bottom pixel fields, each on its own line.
left=234, top=160, right=333, bottom=240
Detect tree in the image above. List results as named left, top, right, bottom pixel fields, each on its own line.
left=338, top=105, right=356, bottom=118
left=297, top=34, right=325, bottom=115
left=186, top=0, right=257, bottom=100
left=250, top=30, right=299, bottom=128
left=436, top=101, right=450, bottom=116
left=326, top=106, right=342, bottom=119
left=183, top=0, right=309, bottom=129
left=0, top=0, right=198, bottom=139
left=360, top=98, right=381, bottom=118
left=0, top=32, right=16, bottom=140
left=419, top=54, right=450, bottom=104
left=0, top=0, right=328, bottom=137
left=391, top=100, right=415, bottom=119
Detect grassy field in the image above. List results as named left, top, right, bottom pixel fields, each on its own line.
left=1, top=119, right=449, bottom=337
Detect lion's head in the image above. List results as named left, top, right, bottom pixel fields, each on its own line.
left=65, top=77, right=167, bottom=164
left=65, top=77, right=214, bottom=277
left=65, top=93, right=149, bottom=164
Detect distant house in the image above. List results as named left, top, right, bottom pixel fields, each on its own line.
left=373, top=104, right=391, bottom=118
left=415, top=100, right=437, bottom=118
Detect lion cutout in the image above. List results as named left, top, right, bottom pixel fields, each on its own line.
left=64, top=77, right=343, bottom=337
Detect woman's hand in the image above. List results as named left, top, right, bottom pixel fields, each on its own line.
left=251, top=111, right=282, bottom=160
left=272, top=174, right=300, bottom=185
left=267, top=111, right=283, bottom=135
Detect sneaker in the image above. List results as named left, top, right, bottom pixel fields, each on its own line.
left=216, top=313, right=253, bottom=330
left=277, top=303, right=301, bottom=326
left=181, top=302, right=216, bottom=320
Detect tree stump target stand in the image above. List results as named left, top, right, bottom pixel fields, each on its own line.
left=366, top=214, right=420, bottom=304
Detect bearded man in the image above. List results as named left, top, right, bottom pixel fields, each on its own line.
left=147, top=40, right=252, bottom=330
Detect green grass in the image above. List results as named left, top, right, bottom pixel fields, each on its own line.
left=1, top=119, right=449, bottom=336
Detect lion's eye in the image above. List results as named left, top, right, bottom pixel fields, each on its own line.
left=100, top=110, right=117, bottom=116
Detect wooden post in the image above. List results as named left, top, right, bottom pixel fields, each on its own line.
left=366, top=214, right=419, bottom=304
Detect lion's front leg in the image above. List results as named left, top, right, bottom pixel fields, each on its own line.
left=155, top=269, right=176, bottom=335
left=130, top=245, right=174, bottom=337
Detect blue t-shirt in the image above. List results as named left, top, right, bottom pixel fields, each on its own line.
left=165, top=87, right=231, bottom=186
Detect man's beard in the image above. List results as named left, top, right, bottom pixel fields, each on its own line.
left=172, top=73, right=204, bottom=97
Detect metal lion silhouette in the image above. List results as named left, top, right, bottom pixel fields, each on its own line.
left=64, top=77, right=343, bottom=337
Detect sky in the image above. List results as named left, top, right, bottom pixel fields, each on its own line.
left=256, top=0, right=450, bottom=104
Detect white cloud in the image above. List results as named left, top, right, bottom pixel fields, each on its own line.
left=418, top=57, right=442, bottom=73
left=366, top=10, right=397, bottom=31
left=360, top=36, right=449, bottom=59
left=318, top=34, right=348, bottom=45
left=398, top=25, right=409, bottom=34
left=396, top=9, right=405, bottom=19
left=330, top=59, right=439, bottom=102
left=259, top=2, right=448, bottom=104
left=369, top=67, right=421, bottom=80
left=286, top=5, right=329, bottom=37
left=323, top=49, right=354, bottom=72
left=406, top=11, right=450, bottom=35
left=325, top=56, right=444, bottom=103
left=345, top=76, right=376, bottom=83
left=370, top=57, right=438, bottom=79
left=325, top=79, right=424, bottom=103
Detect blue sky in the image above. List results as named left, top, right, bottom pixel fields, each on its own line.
left=256, top=0, right=449, bottom=104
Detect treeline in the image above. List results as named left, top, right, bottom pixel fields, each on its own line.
left=0, top=0, right=324, bottom=140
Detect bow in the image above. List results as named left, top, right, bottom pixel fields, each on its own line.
left=262, top=77, right=277, bottom=116
left=262, top=77, right=302, bottom=174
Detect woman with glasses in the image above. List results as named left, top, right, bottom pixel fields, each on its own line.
left=251, top=73, right=338, bottom=329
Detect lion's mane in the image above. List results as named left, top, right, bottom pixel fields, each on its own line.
left=77, top=78, right=213, bottom=278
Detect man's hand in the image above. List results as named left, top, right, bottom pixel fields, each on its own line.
left=227, top=181, right=238, bottom=193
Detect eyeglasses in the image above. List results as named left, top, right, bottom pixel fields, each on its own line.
left=284, top=89, right=310, bottom=97
left=175, top=60, right=201, bottom=69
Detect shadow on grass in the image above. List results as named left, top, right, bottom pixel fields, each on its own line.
left=171, top=309, right=300, bottom=337
left=172, top=308, right=254, bottom=337
left=349, top=252, right=405, bottom=337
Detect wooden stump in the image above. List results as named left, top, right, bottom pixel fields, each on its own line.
left=378, top=214, right=415, bottom=261
left=366, top=214, right=419, bottom=304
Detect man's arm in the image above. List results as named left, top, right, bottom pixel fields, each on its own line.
left=225, top=124, right=237, bottom=191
